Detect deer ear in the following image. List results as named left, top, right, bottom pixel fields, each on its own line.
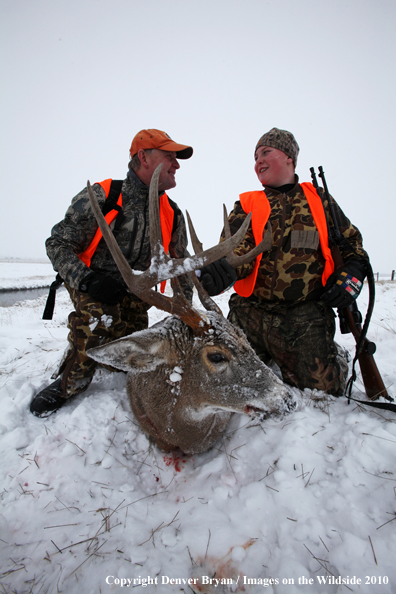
left=87, top=327, right=169, bottom=373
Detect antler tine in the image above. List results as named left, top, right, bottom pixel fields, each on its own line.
left=86, top=181, right=137, bottom=291
left=190, top=271, right=223, bottom=315
left=148, top=163, right=165, bottom=257
left=185, top=210, right=223, bottom=315
left=224, top=220, right=272, bottom=268
left=187, top=204, right=266, bottom=270
left=214, top=203, right=273, bottom=270
left=186, top=210, right=203, bottom=254
left=223, top=204, right=231, bottom=240
left=86, top=178, right=165, bottom=297
left=183, top=211, right=253, bottom=271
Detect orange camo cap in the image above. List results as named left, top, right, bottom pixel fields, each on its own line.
left=130, top=129, right=193, bottom=160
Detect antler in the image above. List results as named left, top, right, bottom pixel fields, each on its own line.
left=86, top=164, right=254, bottom=335
left=221, top=204, right=272, bottom=266
left=185, top=202, right=272, bottom=313
left=186, top=205, right=272, bottom=270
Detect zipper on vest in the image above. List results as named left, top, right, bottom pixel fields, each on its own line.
left=270, top=193, right=287, bottom=300
left=125, top=216, right=138, bottom=261
left=130, top=215, right=147, bottom=269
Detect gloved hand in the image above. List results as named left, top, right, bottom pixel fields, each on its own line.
left=321, top=260, right=365, bottom=309
left=199, top=258, right=237, bottom=296
left=79, top=272, right=128, bottom=305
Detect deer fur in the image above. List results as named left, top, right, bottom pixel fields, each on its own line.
left=88, top=312, right=295, bottom=454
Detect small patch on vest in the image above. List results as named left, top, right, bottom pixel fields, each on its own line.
left=291, top=230, right=319, bottom=250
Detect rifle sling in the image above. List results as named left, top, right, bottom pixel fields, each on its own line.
left=346, top=395, right=396, bottom=413
left=42, top=273, right=64, bottom=320
left=346, top=262, right=372, bottom=362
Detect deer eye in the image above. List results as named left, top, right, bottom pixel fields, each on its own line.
left=207, top=352, right=228, bottom=364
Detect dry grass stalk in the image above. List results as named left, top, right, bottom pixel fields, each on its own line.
left=138, top=510, right=180, bottom=546
left=303, top=543, right=353, bottom=592
left=368, top=535, right=378, bottom=565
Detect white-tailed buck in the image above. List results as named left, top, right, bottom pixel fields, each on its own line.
left=87, top=166, right=296, bottom=454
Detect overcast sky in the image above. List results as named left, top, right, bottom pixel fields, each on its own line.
left=1, top=0, right=395, bottom=274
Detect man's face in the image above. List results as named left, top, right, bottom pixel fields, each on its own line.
left=254, top=145, right=294, bottom=187
left=145, top=149, right=180, bottom=192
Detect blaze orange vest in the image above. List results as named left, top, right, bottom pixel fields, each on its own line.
left=78, top=179, right=174, bottom=294
left=234, top=182, right=335, bottom=298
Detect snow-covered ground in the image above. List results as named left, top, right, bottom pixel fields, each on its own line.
left=0, top=263, right=395, bottom=594
left=0, top=261, right=54, bottom=291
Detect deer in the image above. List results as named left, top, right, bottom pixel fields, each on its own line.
left=86, top=165, right=296, bottom=454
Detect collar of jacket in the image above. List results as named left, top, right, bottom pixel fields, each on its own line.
left=126, top=169, right=164, bottom=205
left=263, top=174, right=300, bottom=197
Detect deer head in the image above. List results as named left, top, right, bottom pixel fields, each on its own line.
left=86, top=166, right=295, bottom=454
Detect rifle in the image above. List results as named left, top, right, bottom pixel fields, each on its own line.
left=310, top=167, right=394, bottom=410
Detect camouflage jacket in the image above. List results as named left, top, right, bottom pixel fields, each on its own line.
left=223, top=176, right=369, bottom=304
left=46, top=169, right=193, bottom=301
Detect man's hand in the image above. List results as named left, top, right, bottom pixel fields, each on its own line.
left=79, top=272, right=127, bottom=305
left=321, top=260, right=365, bottom=309
left=199, top=258, right=237, bottom=296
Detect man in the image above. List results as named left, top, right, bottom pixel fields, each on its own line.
left=30, top=129, right=193, bottom=416
left=201, top=128, right=369, bottom=395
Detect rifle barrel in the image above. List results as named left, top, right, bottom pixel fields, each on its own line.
left=318, top=166, right=341, bottom=236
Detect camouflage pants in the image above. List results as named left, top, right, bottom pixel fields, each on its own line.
left=57, top=284, right=150, bottom=398
left=228, top=294, right=347, bottom=395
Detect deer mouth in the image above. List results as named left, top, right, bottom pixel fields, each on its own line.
left=245, top=404, right=260, bottom=413
left=244, top=395, right=296, bottom=419
left=244, top=404, right=268, bottom=418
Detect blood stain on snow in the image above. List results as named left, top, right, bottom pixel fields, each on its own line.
left=163, top=453, right=186, bottom=472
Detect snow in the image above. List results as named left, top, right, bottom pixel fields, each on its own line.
left=0, top=261, right=54, bottom=290
left=170, top=367, right=183, bottom=383
left=0, top=263, right=395, bottom=594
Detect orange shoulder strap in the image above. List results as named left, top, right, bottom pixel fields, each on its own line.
left=78, top=179, right=122, bottom=267
left=300, top=182, right=334, bottom=285
left=234, top=191, right=271, bottom=297
left=79, top=182, right=175, bottom=294
left=159, top=193, right=174, bottom=294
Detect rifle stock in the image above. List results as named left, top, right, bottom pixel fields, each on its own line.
left=330, top=244, right=388, bottom=400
